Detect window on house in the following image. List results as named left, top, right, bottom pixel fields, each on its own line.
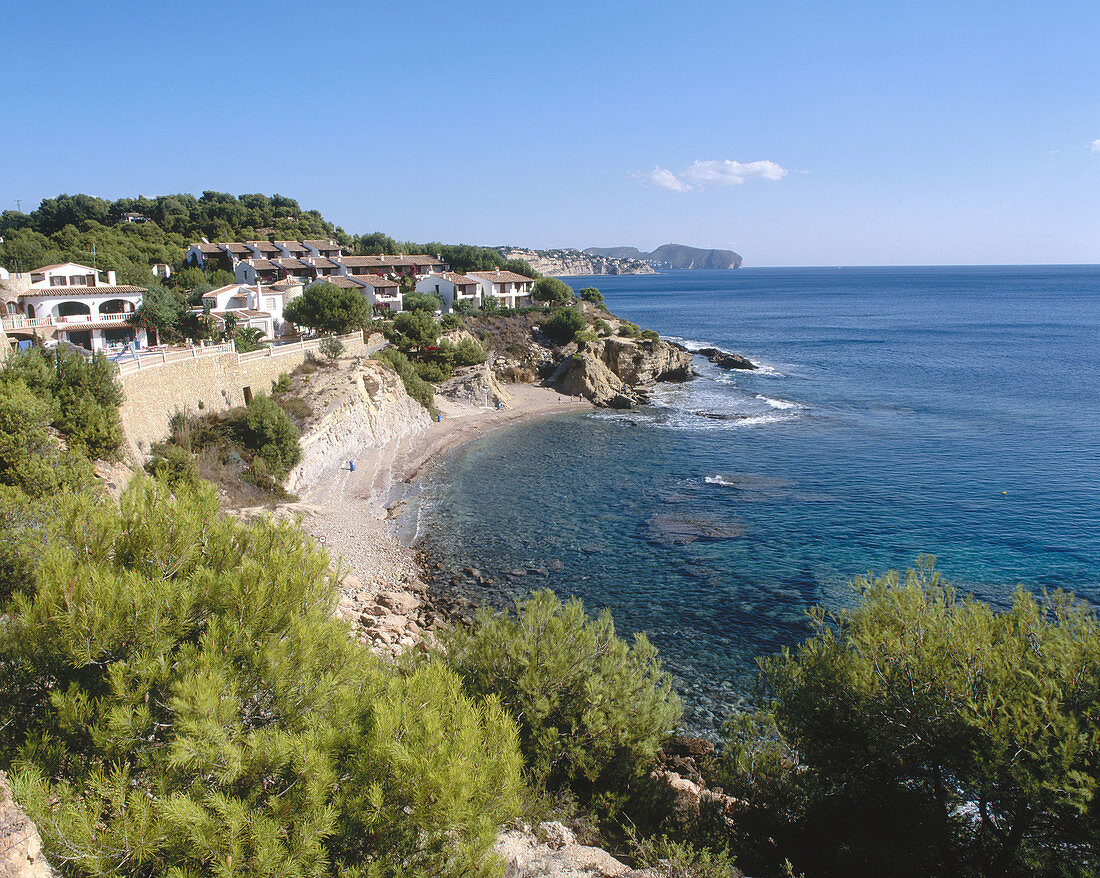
left=50, top=276, right=67, bottom=286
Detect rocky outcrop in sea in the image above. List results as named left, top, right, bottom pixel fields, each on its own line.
left=550, top=336, right=694, bottom=407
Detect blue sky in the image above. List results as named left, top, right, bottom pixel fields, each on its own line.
left=4, top=0, right=1098, bottom=265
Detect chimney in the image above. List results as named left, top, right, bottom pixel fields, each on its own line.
left=107, top=270, right=117, bottom=285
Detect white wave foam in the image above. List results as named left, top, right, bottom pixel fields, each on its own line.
left=705, top=475, right=737, bottom=486
left=755, top=394, right=798, bottom=410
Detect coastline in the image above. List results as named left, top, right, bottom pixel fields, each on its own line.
left=290, top=377, right=592, bottom=654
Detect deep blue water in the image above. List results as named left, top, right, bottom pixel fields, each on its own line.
left=409, top=267, right=1100, bottom=729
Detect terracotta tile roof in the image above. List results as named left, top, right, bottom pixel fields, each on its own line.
left=303, top=239, right=339, bottom=249
left=273, top=258, right=310, bottom=269
left=338, top=254, right=445, bottom=268
left=269, top=278, right=303, bottom=289
left=438, top=271, right=480, bottom=286
left=245, top=259, right=278, bottom=271
left=352, top=275, right=399, bottom=290
left=324, top=276, right=360, bottom=288
left=274, top=241, right=308, bottom=252
left=306, top=256, right=340, bottom=269
left=468, top=270, right=534, bottom=284
left=23, top=284, right=147, bottom=297
left=220, top=242, right=251, bottom=254
left=246, top=241, right=281, bottom=253
left=190, top=243, right=223, bottom=254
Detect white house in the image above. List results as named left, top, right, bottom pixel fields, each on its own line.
left=198, top=281, right=300, bottom=339
left=1, top=262, right=148, bottom=352
left=468, top=270, right=535, bottom=308
left=416, top=271, right=481, bottom=312
left=328, top=275, right=402, bottom=315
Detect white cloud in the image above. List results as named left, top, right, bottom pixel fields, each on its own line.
left=1091, top=139, right=1100, bottom=152
left=638, top=159, right=788, bottom=192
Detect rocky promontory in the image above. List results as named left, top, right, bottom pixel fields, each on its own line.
left=696, top=346, right=757, bottom=370
left=551, top=336, right=693, bottom=408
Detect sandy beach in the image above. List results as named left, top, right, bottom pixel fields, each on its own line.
left=296, top=380, right=591, bottom=603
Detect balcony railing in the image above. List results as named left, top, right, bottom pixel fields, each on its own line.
left=2, top=312, right=135, bottom=331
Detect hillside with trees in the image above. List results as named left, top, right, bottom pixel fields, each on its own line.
left=0, top=192, right=536, bottom=283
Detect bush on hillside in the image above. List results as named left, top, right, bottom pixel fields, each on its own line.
left=437, top=590, right=682, bottom=802
left=453, top=337, right=488, bottom=367
left=579, top=287, right=605, bottom=305
left=440, top=313, right=463, bottom=330
left=319, top=334, right=344, bottom=361
left=0, top=347, right=124, bottom=459
left=596, top=319, right=613, bottom=337
left=373, top=348, right=435, bottom=410
left=713, top=558, right=1100, bottom=878
left=532, top=277, right=575, bottom=306
left=242, top=393, right=301, bottom=477
left=1, top=478, right=525, bottom=877
left=617, top=321, right=640, bottom=338
left=542, top=308, right=587, bottom=343
left=403, top=291, right=443, bottom=313
left=640, top=329, right=660, bottom=342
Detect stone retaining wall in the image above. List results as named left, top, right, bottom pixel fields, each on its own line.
left=118, top=333, right=373, bottom=462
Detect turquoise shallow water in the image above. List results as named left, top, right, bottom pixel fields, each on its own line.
left=408, top=266, right=1100, bottom=730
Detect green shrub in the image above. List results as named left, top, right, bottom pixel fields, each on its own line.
left=334, top=662, right=524, bottom=876
left=617, top=321, right=640, bottom=338
left=532, top=277, right=575, bottom=306
left=440, top=313, right=463, bottom=331
left=1, top=479, right=525, bottom=878
left=596, top=319, right=613, bottom=337
left=0, top=378, right=91, bottom=497
left=145, top=442, right=200, bottom=491
left=721, top=559, right=1100, bottom=878
left=542, top=308, right=587, bottom=343
left=1, top=347, right=124, bottom=459
left=415, top=359, right=453, bottom=383
left=373, top=348, right=435, bottom=410
left=438, top=590, right=682, bottom=799
left=453, top=337, right=488, bottom=367
left=574, top=329, right=599, bottom=347
left=319, top=335, right=344, bottom=361
left=403, top=291, right=443, bottom=312
left=242, top=393, right=301, bottom=477
left=271, top=372, right=292, bottom=395
left=640, top=329, right=661, bottom=342
left=579, top=287, right=605, bottom=305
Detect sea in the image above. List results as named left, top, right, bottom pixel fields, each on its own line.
left=405, top=266, right=1100, bottom=730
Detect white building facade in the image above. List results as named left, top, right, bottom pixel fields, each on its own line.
left=1, top=262, right=147, bottom=352
left=468, top=270, right=535, bottom=309
left=416, top=271, right=481, bottom=311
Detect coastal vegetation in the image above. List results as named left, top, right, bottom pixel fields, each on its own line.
left=283, top=281, right=369, bottom=335
left=0, top=192, right=537, bottom=285
left=0, top=335, right=1097, bottom=877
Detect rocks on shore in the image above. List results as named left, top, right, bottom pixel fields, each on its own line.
left=551, top=337, right=694, bottom=409
left=694, top=347, right=757, bottom=370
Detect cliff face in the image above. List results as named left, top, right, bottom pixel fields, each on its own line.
left=552, top=336, right=693, bottom=407
left=287, top=359, right=431, bottom=499
left=498, top=247, right=655, bottom=277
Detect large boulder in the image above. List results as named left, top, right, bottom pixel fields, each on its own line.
left=438, top=364, right=513, bottom=409
left=553, top=353, right=637, bottom=408
left=598, top=337, right=693, bottom=384
left=695, top=347, right=757, bottom=370
left=1, top=771, right=55, bottom=878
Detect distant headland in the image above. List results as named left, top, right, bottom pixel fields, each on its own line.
left=585, top=243, right=743, bottom=271
left=497, top=243, right=743, bottom=276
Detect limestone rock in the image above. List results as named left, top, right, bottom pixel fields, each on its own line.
left=438, top=364, right=513, bottom=409
left=553, top=353, right=637, bottom=408
left=0, top=771, right=56, bottom=878
left=695, top=347, right=757, bottom=370
left=495, top=825, right=652, bottom=878
left=552, top=336, right=693, bottom=408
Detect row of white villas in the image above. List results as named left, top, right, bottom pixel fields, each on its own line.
left=0, top=263, right=148, bottom=352
left=415, top=270, right=535, bottom=310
